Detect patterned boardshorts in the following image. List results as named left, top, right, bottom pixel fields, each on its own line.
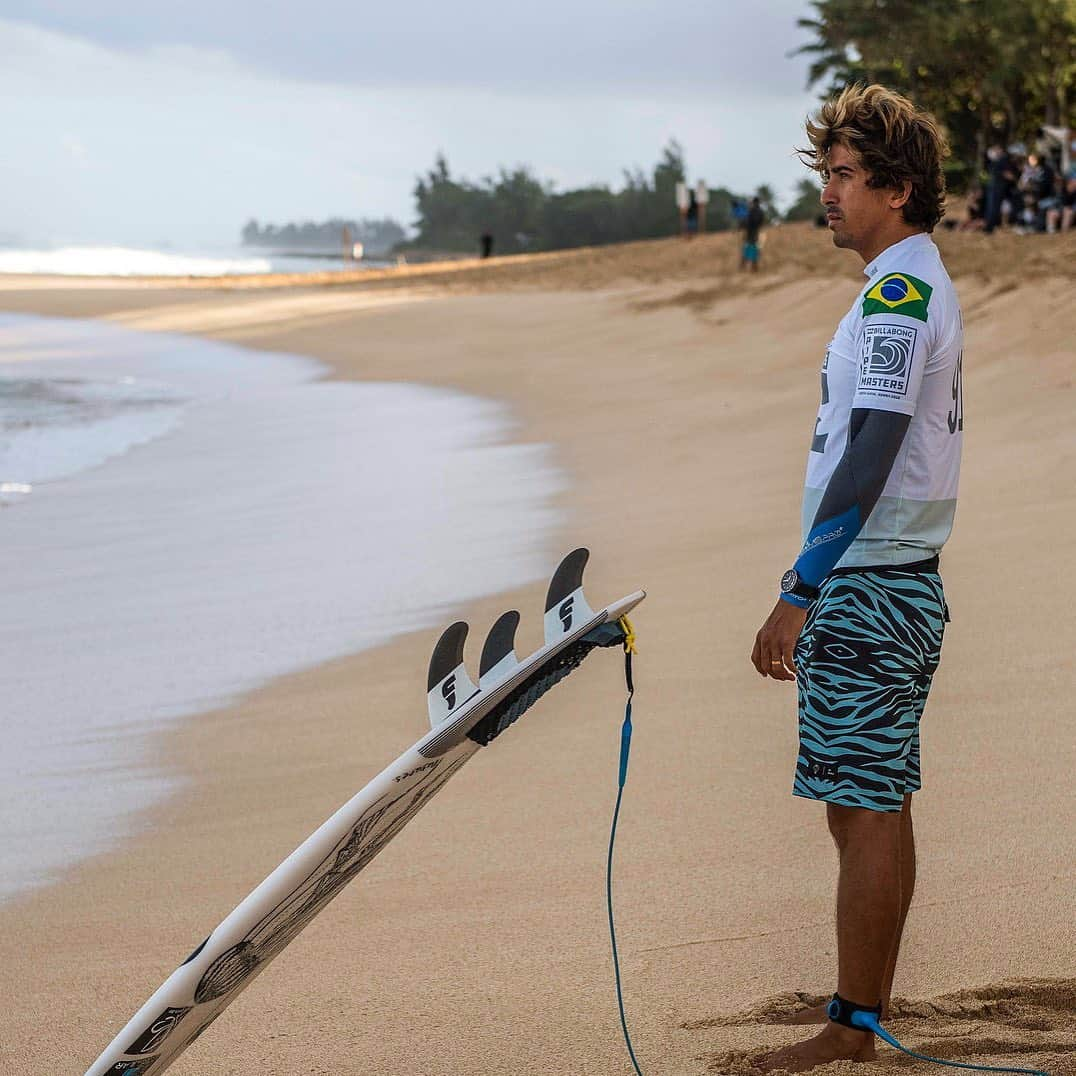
left=793, top=567, right=948, bottom=812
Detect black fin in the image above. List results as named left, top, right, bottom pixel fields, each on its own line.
left=427, top=622, right=468, bottom=692
left=479, top=611, right=520, bottom=680
left=545, top=548, right=589, bottom=614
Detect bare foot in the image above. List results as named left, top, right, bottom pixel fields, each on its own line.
left=776, top=1003, right=830, bottom=1025
left=753, top=1025, right=876, bottom=1073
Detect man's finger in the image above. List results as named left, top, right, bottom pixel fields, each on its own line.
left=751, top=632, right=765, bottom=675
left=762, top=641, right=784, bottom=680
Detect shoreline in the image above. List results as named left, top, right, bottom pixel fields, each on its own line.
left=2, top=237, right=1073, bottom=1075
left=0, top=314, right=564, bottom=906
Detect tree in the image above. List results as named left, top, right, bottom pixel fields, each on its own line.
left=796, top=0, right=1076, bottom=187
left=407, top=142, right=718, bottom=253
left=785, top=178, right=824, bottom=222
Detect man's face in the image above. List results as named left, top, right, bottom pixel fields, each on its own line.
left=819, top=143, right=898, bottom=255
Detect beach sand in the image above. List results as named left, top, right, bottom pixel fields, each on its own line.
left=1, top=225, right=1073, bottom=1075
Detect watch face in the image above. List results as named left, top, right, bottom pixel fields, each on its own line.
left=780, top=569, right=799, bottom=593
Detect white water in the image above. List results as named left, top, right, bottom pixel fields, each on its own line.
left=0, top=315, right=564, bottom=902
left=0, top=245, right=383, bottom=277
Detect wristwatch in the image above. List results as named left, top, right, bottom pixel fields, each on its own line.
left=780, top=568, right=820, bottom=602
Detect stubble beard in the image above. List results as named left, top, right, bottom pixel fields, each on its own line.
left=830, top=224, right=855, bottom=250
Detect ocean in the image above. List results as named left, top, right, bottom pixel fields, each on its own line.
left=0, top=314, right=564, bottom=902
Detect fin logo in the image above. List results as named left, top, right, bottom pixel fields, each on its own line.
left=126, top=1006, right=191, bottom=1055
left=862, top=272, right=933, bottom=322
left=558, top=596, right=574, bottom=631
left=441, top=674, right=457, bottom=710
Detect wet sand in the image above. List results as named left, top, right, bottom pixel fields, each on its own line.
left=1, top=225, right=1074, bottom=1075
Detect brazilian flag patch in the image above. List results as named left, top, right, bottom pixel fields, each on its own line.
left=862, top=272, right=933, bottom=322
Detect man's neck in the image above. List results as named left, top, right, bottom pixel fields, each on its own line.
left=857, top=224, right=924, bottom=266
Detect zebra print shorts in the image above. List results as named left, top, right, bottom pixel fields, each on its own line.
left=792, top=568, right=947, bottom=812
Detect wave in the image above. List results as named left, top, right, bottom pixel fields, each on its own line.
left=0, top=245, right=353, bottom=277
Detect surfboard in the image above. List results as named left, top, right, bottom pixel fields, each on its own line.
left=85, top=548, right=645, bottom=1075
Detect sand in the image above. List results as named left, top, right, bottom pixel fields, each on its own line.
left=1, top=224, right=1073, bottom=1075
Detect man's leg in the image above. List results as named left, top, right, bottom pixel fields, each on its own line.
left=878, top=795, right=915, bottom=1014
left=829, top=802, right=903, bottom=1008
left=782, top=793, right=914, bottom=1026
left=755, top=801, right=907, bottom=1072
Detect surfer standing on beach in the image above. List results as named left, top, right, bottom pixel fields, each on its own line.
left=750, top=84, right=963, bottom=1073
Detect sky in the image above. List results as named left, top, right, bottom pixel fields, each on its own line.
left=0, top=2, right=821, bottom=247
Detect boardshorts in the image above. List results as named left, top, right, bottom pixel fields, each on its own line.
left=792, top=564, right=948, bottom=812
left=742, top=241, right=759, bottom=262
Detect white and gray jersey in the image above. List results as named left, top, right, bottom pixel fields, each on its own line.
left=803, top=232, right=964, bottom=567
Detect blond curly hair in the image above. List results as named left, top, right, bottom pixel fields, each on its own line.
left=799, top=84, right=949, bottom=231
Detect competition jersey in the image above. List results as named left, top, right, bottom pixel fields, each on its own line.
left=803, top=232, right=964, bottom=567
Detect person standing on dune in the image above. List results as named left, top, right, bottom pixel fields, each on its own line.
left=750, top=84, right=963, bottom=1073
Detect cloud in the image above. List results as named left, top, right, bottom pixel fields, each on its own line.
left=0, top=14, right=820, bottom=246
left=2, top=1, right=815, bottom=96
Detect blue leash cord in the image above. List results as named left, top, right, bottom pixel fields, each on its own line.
left=607, top=644, right=645, bottom=1076
left=605, top=631, right=1047, bottom=1076
left=852, top=1013, right=1051, bottom=1076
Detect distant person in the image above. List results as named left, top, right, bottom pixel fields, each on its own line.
left=983, top=143, right=1015, bottom=233
left=741, top=196, right=765, bottom=271
left=1046, top=168, right=1076, bottom=233
left=1018, top=153, right=1057, bottom=232
left=480, top=232, right=493, bottom=258
left=959, top=185, right=984, bottom=231
left=684, top=189, right=699, bottom=238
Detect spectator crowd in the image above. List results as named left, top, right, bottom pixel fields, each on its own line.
left=960, top=133, right=1076, bottom=234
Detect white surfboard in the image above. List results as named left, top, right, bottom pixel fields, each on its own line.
left=85, top=548, right=644, bottom=1075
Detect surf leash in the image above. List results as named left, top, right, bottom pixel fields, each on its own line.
left=606, top=615, right=646, bottom=1076
left=840, top=1001, right=1050, bottom=1076
left=600, top=626, right=1049, bottom=1076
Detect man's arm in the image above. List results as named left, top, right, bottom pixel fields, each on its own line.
left=781, top=407, right=911, bottom=607
left=751, top=407, right=910, bottom=680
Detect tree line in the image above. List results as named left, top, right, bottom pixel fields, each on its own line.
left=797, top=0, right=1076, bottom=187
left=404, top=143, right=801, bottom=255
left=241, top=217, right=405, bottom=255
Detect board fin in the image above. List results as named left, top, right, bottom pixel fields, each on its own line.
left=543, top=547, right=596, bottom=645
left=479, top=611, right=520, bottom=689
left=426, top=622, right=477, bottom=728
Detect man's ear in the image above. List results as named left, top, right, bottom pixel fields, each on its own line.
left=889, top=180, right=912, bottom=211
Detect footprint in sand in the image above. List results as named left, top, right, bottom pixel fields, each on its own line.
left=684, top=978, right=1076, bottom=1075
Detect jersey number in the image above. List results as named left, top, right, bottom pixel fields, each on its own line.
left=947, top=351, right=964, bottom=434
left=811, top=369, right=830, bottom=453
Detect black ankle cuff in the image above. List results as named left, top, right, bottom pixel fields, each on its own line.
left=826, top=993, right=881, bottom=1030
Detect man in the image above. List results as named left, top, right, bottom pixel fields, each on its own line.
left=751, top=84, right=963, bottom=1072
left=741, top=196, right=765, bottom=270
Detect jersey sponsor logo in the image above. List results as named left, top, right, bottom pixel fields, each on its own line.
left=800, top=524, right=846, bottom=552
left=859, top=323, right=916, bottom=398
left=862, top=272, right=933, bottom=322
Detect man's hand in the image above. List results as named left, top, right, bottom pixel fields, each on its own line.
left=752, top=599, right=809, bottom=681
